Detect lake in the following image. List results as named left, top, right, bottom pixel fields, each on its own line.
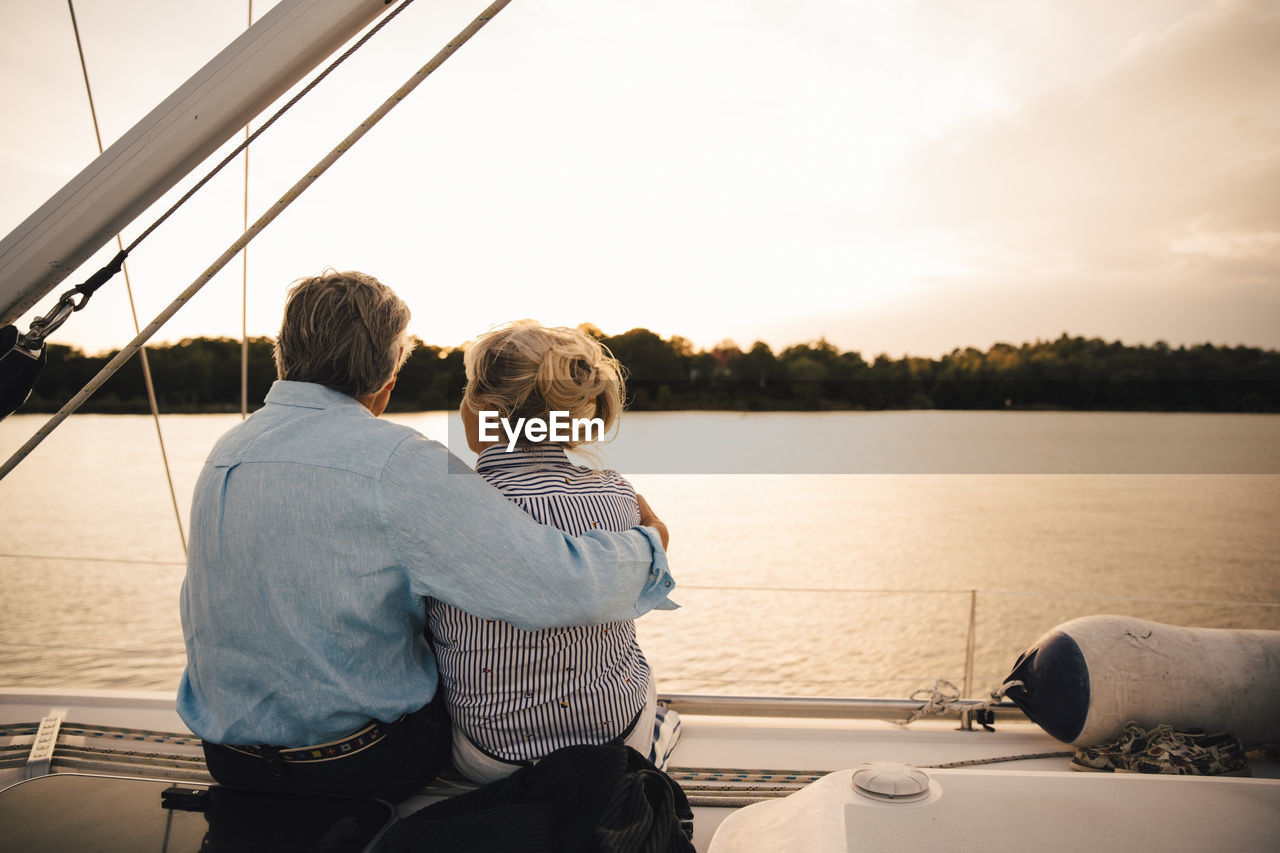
left=2, top=409, right=1278, bottom=699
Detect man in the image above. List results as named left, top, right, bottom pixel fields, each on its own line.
left=178, top=270, right=674, bottom=801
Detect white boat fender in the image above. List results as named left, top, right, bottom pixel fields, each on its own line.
left=1003, top=614, right=1280, bottom=748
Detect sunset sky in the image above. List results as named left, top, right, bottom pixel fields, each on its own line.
left=0, top=0, right=1276, bottom=359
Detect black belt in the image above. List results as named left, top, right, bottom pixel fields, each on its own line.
left=226, top=719, right=387, bottom=764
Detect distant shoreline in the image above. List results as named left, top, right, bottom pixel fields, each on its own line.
left=13, top=402, right=1280, bottom=416
left=20, top=331, right=1280, bottom=416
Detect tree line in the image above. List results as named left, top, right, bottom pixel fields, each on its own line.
left=18, top=330, right=1280, bottom=414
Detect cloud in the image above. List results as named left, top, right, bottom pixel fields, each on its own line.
left=885, top=0, right=1280, bottom=278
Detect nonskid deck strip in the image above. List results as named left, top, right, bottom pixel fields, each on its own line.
left=0, top=720, right=1076, bottom=805
left=0, top=722, right=200, bottom=746
left=2, top=735, right=834, bottom=803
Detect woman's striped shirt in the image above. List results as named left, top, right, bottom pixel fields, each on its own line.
left=426, top=444, right=652, bottom=763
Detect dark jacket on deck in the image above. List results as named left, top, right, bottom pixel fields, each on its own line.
left=384, top=744, right=695, bottom=853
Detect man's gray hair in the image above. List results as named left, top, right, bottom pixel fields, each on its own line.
left=274, top=270, right=412, bottom=398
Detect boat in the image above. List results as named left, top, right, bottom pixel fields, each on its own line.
left=2, top=2, right=1279, bottom=850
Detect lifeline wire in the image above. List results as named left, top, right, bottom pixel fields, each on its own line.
left=0, top=0, right=513, bottom=481
left=67, top=0, right=187, bottom=555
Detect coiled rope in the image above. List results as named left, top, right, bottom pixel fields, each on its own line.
left=0, top=0, right=512, bottom=481
left=896, top=678, right=1025, bottom=727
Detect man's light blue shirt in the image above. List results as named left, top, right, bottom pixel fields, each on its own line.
left=177, top=381, right=674, bottom=747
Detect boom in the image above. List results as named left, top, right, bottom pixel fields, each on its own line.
left=0, top=0, right=391, bottom=326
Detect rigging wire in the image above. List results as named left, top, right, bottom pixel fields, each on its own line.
left=66, top=0, right=186, bottom=556
left=0, top=0, right=515, bottom=480
left=3, top=0, right=421, bottom=374
left=241, top=0, right=253, bottom=420
left=118, top=0, right=420, bottom=259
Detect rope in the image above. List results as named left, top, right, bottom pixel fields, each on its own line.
left=896, top=678, right=1024, bottom=727
left=683, top=792, right=800, bottom=805
left=67, top=0, right=187, bottom=556
left=669, top=768, right=827, bottom=783
left=919, top=750, right=1073, bottom=769
left=0, top=0, right=512, bottom=481
left=53, top=745, right=205, bottom=765
left=896, top=679, right=959, bottom=726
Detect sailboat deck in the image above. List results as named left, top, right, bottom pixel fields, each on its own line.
left=3, top=687, right=1278, bottom=851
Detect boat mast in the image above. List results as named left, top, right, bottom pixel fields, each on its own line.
left=0, top=0, right=393, bottom=327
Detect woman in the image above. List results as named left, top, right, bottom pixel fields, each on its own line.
left=432, top=320, right=680, bottom=784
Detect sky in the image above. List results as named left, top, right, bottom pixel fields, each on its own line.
left=0, top=0, right=1276, bottom=359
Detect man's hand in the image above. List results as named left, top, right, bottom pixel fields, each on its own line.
left=636, top=493, right=669, bottom=550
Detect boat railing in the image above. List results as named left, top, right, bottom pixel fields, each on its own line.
left=657, top=692, right=1028, bottom=725
left=1, top=552, right=1277, bottom=723
left=664, top=583, right=1280, bottom=714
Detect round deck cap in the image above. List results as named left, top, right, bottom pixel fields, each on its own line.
left=851, top=761, right=932, bottom=802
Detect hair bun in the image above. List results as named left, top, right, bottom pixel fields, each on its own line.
left=461, top=321, right=625, bottom=448
left=571, top=357, right=593, bottom=385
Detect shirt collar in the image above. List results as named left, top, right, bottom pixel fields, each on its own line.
left=476, top=443, right=572, bottom=474
left=263, top=380, right=370, bottom=414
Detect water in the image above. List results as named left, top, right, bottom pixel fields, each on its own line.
left=2, top=411, right=1278, bottom=698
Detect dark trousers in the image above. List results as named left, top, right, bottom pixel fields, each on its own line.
left=202, top=693, right=450, bottom=803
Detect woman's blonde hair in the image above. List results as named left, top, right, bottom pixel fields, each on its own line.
left=463, top=320, right=625, bottom=448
